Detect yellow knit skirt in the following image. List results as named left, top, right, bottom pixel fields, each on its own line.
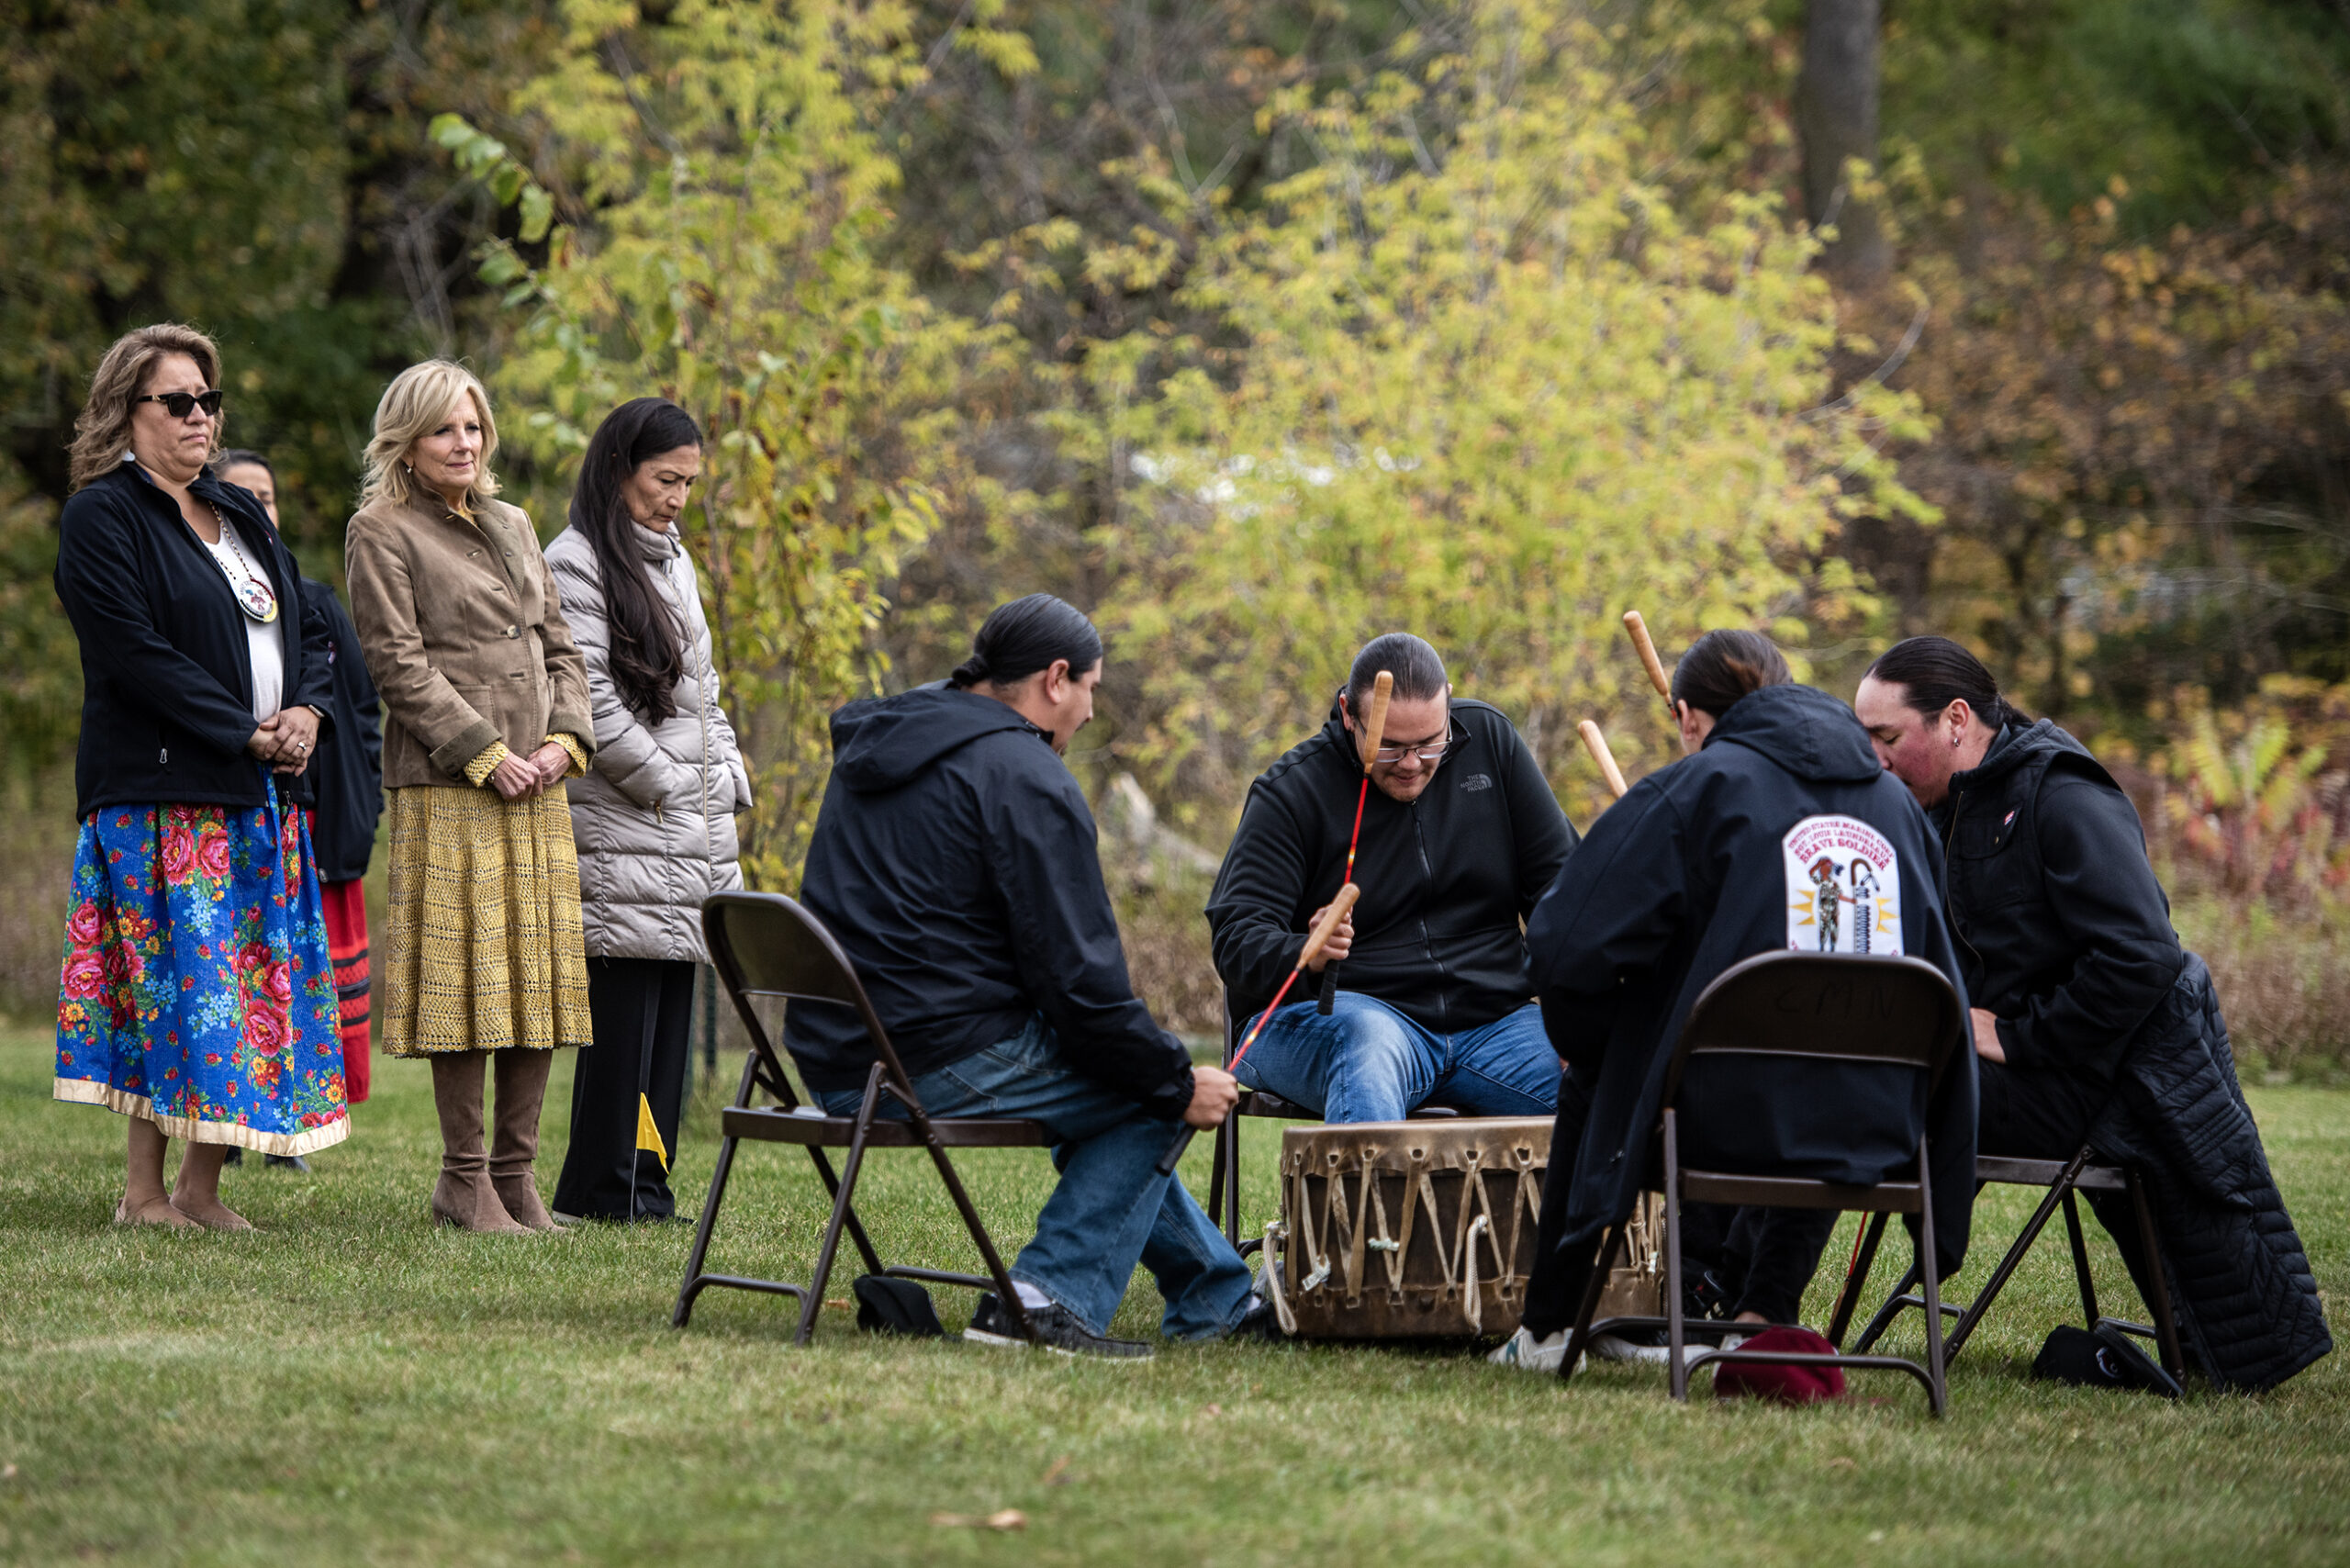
left=379, top=785, right=591, bottom=1057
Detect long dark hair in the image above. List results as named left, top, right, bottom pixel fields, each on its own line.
left=1864, top=636, right=2020, bottom=731
left=948, top=594, right=1102, bottom=689
left=1670, top=629, right=1792, bottom=718
left=571, top=398, right=703, bottom=723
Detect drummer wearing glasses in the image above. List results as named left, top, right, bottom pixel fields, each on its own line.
left=1207, top=633, right=1578, bottom=1123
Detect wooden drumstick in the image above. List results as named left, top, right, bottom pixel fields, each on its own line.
left=1158, top=884, right=1361, bottom=1175
left=1578, top=720, right=1629, bottom=800
left=1623, top=610, right=1672, bottom=706
left=1356, top=669, right=1394, bottom=772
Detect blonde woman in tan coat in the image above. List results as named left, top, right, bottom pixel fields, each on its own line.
left=344, top=361, right=594, bottom=1235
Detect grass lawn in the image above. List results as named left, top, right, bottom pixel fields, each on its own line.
left=2, top=1029, right=2345, bottom=1566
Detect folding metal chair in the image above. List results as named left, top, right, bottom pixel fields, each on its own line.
left=1557, top=951, right=1964, bottom=1416
left=674, top=891, right=1048, bottom=1346
left=1829, top=1147, right=2185, bottom=1377
left=1203, top=991, right=1461, bottom=1253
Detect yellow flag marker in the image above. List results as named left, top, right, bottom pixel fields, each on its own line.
left=636, top=1092, right=668, bottom=1172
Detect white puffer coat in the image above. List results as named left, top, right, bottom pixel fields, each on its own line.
left=545, top=522, right=752, bottom=962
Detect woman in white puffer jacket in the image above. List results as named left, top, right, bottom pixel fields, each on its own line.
left=545, top=398, right=750, bottom=1222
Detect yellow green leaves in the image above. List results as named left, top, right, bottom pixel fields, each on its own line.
left=1086, top=0, right=1924, bottom=819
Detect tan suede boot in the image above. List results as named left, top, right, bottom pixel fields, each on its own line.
left=488, top=1048, right=561, bottom=1231
left=431, top=1050, right=531, bottom=1235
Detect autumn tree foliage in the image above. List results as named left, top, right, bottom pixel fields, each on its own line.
left=1071, top=1, right=1929, bottom=818
left=435, top=0, right=1038, bottom=880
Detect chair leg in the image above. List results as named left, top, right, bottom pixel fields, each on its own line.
left=2126, top=1170, right=2187, bottom=1380
left=1557, top=1223, right=1628, bottom=1386
left=1943, top=1148, right=2092, bottom=1362
left=2063, top=1190, right=2101, bottom=1327
left=1663, top=1110, right=1689, bottom=1403
left=908, top=1105, right=1037, bottom=1344
left=1916, top=1137, right=1947, bottom=1417
left=799, top=1065, right=884, bottom=1346
left=1231, top=1114, right=1249, bottom=1250
left=674, top=1052, right=757, bottom=1328
left=1827, top=1212, right=1890, bottom=1350
left=802, top=1145, right=888, bottom=1278
left=1851, top=1259, right=1919, bottom=1354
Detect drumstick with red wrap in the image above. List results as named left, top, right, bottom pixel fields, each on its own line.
left=1158, top=884, right=1361, bottom=1175
left=1318, top=669, right=1392, bottom=1013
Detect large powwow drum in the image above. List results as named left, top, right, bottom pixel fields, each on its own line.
left=1268, top=1117, right=1664, bottom=1339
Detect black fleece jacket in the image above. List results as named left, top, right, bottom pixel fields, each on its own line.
left=54, top=464, right=333, bottom=820
left=784, top=685, right=1194, bottom=1122
left=297, top=578, right=384, bottom=885
left=1205, top=698, right=1576, bottom=1032
left=1933, top=719, right=2187, bottom=1092
left=1521, top=684, right=1976, bottom=1323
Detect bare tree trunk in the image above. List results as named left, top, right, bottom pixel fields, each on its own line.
left=1797, top=0, right=1889, bottom=283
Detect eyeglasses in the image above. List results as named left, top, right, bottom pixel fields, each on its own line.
left=1371, top=717, right=1467, bottom=765
left=136, top=389, right=224, bottom=420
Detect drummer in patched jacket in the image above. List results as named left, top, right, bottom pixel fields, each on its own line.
left=1496, top=633, right=1975, bottom=1371
left=1205, top=633, right=1577, bottom=1124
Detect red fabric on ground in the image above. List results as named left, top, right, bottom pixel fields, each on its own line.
left=318, top=875, right=372, bottom=1104
left=1710, top=1326, right=1847, bottom=1404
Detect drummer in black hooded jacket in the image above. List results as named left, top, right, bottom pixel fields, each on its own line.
left=1206, top=633, right=1577, bottom=1123
left=1495, top=633, right=1975, bottom=1370
left=787, top=595, right=1269, bottom=1361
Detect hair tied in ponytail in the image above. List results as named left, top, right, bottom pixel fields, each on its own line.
left=950, top=595, right=1102, bottom=691
left=1670, top=630, right=1792, bottom=720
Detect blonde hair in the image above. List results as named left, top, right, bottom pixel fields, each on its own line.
left=68, top=324, right=224, bottom=491
left=360, top=359, right=502, bottom=511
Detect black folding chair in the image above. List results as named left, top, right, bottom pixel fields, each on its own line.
left=674, top=891, right=1047, bottom=1346
left=1830, top=1148, right=2185, bottom=1377
left=1558, top=951, right=1964, bottom=1416
left=1203, top=990, right=1460, bottom=1253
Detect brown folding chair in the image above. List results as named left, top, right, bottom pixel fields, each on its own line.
left=1204, top=990, right=1461, bottom=1252
left=1557, top=951, right=1964, bottom=1416
left=1830, top=1148, right=2185, bottom=1377
left=674, top=891, right=1048, bottom=1346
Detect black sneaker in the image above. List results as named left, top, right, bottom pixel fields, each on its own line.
left=964, top=1293, right=1154, bottom=1361
left=263, top=1154, right=309, bottom=1173
left=1223, top=1294, right=1286, bottom=1342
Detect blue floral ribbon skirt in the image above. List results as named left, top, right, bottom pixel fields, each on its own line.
left=53, top=775, right=352, bottom=1156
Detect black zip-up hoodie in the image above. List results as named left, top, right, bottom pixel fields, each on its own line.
left=1520, top=684, right=1976, bottom=1325
left=1205, top=698, right=1576, bottom=1033
left=783, top=685, right=1194, bottom=1122
left=1933, top=719, right=2186, bottom=1091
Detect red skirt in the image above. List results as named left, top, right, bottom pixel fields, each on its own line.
left=318, top=877, right=372, bottom=1103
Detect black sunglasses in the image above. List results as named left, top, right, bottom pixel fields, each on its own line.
left=136, top=389, right=224, bottom=420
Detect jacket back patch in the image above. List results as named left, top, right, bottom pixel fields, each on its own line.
left=1783, top=815, right=1904, bottom=956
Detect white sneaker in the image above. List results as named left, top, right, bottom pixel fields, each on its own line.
left=1589, top=1327, right=1748, bottom=1365
left=1489, top=1327, right=1572, bottom=1372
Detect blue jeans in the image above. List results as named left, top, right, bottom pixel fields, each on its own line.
left=817, top=1017, right=1254, bottom=1340
left=1234, top=994, right=1560, bottom=1124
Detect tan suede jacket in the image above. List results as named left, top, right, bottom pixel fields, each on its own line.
left=344, top=492, right=593, bottom=790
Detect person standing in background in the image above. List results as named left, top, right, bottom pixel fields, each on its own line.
left=344, top=360, right=594, bottom=1236
left=51, top=324, right=347, bottom=1227
left=216, top=450, right=384, bottom=1164
left=544, top=399, right=750, bottom=1224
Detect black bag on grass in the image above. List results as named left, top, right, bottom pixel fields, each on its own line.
left=853, top=1275, right=946, bottom=1338
left=2031, top=1321, right=2182, bottom=1398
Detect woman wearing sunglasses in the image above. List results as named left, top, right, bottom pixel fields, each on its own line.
left=50, top=323, right=350, bottom=1228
